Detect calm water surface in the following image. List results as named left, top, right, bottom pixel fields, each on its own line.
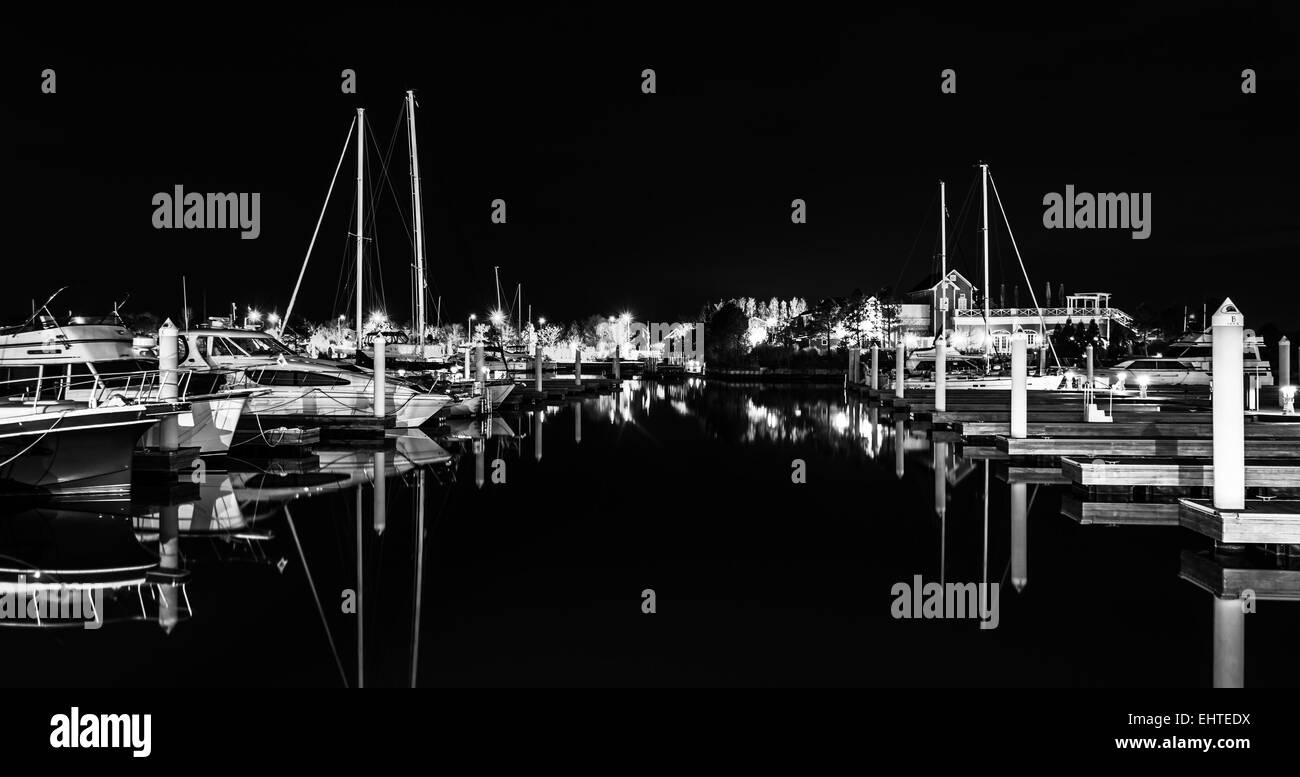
left=3, top=379, right=1298, bottom=687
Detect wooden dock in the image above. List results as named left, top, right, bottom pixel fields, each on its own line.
left=960, top=420, right=1299, bottom=438
left=1180, top=548, right=1300, bottom=601
left=1179, top=498, right=1300, bottom=543
left=997, top=437, right=1300, bottom=458
left=1059, top=495, right=1181, bottom=526
left=1061, top=456, right=1300, bottom=487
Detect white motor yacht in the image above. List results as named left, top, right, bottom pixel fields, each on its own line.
left=178, top=327, right=450, bottom=427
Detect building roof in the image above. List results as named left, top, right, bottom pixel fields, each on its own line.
left=906, top=270, right=976, bottom=296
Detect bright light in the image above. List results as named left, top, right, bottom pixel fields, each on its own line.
left=469, top=313, right=477, bottom=321
left=268, top=313, right=281, bottom=325
left=490, top=310, right=505, bottom=326
left=369, top=311, right=388, bottom=327
left=620, top=312, right=631, bottom=323
left=538, top=317, right=546, bottom=325
left=1283, top=386, right=1296, bottom=399
left=248, top=309, right=262, bottom=322
left=1136, top=375, right=1151, bottom=387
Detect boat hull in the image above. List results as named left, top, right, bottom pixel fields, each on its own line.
left=0, top=407, right=158, bottom=497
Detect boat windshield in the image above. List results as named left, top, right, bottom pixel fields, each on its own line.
left=227, top=335, right=295, bottom=357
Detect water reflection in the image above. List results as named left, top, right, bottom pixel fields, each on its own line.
left=2, top=380, right=1296, bottom=687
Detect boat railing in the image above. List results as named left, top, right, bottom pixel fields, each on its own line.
left=0, top=367, right=238, bottom=408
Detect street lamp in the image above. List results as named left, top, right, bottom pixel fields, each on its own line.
left=490, top=310, right=505, bottom=327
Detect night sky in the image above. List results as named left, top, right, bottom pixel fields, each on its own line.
left=5, top=5, right=1298, bottom=331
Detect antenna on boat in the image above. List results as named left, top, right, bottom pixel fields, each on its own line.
left=25, top=286, right=68, bottom=326
left=182, top=276, right=190, bottom=331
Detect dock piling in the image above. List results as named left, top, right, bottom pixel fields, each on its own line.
left=935, top=335, right=946, bottom=412
left=895, top=341, right=905, bottom=398
left=574, top=346, right=583, bottom=387
left=1280, top=336, right=1292, bottom=393
left=870, top=345, right=879, bottom=390
left=158, top=319, right=180, bottom=451
left=1011, top=481, right=1027, bottom=592
left=373, top=334, right=387, bottom=418
left=373, top=450, right=386, bottom=534
left=1212, top=299, right=1245, bottom=511
left=1010, top=331, right=1027, bottom=439
left=534, top=342, right=544, bottom=392
left=1085, top=344, right=1094, bottom=389
left=1213, top=596, right=1245, bottom=688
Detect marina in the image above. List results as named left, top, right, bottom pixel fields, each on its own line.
left=6, top=7, right=1300, bottom=735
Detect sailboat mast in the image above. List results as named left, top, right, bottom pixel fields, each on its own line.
left=980, top=162, right=990, bottom=361
left=406, top=90, right=428, bottom=354
left=494, top=265, right=502, bottom=315
left=355, top=107, right=366, bottom=351
left=938, top=180, right=946, bottom=339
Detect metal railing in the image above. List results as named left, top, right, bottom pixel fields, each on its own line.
left=954, top=307, right=1136, bottom=327
left=0, top=368, right=235, bottom=409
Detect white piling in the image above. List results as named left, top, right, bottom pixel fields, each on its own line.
left=574, top=346, right=583, bottom=387
left=535, top=342, right=544, bottom=392
left=373, top=450, right=386, bottom=534
left=1011, top=481, right=1027, bottom=592
left=1038, top=342, right=1047, bottom=375
left=894, top=418, right=905, bottom=480
left=1085, top=344, right=1094, bottom=388
left=1212, top=597, right=1245, bottom=689
left=1212, top=299, right=1245, bottom=511
left=534, top=410, right=543, bottom=462
left=870, top=345, right=879, bottom=390
left=1010, top=331, right=1027, bottom=439
left=894, top=340, right=905, bottom=398
left=1280, top=336, right=1292, bottom=402
left=933, top=441, right=947, bottom=518
left=372, top=334, right=386, bottom=418
left=158, top=319, right=180, bottom=451
left=474, top=438, right=485, bottom=489
left=935, top=335, right=946, bottom=412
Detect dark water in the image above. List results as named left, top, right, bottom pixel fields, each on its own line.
left=2, top=379, right=1298, bottom=687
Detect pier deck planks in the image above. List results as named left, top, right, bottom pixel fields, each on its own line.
left=997, top=437, right=1300, bottom=458
left=1061, top=456, right=1300, bottom=487
left=1179, top=499, right=1300, bottom=544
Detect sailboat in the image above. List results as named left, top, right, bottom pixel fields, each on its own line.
left=902, top=165, right=1067, bottom=391
left=281, top=97, right=508, bottom=417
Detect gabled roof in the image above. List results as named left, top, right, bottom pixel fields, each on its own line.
left=907, top=270, right=977, bottom=296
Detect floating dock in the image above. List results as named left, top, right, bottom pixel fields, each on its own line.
left=1178, top=499, right=1300, bottom=544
